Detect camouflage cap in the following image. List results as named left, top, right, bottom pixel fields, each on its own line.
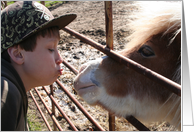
left=1, top=1, right=77, bottom=53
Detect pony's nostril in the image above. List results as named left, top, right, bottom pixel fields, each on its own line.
left=79, top=64, right=88, bottom=73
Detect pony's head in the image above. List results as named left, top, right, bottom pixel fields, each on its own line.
left=74, top=1, right=181, bottom=130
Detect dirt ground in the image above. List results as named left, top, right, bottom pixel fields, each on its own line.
left=27, top=1, right=177, bottom=131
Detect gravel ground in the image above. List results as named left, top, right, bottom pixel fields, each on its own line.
left=27, top=1, right=177, bottom=131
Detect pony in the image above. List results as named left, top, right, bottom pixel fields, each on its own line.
left=73, top=1, right=181, bottom=130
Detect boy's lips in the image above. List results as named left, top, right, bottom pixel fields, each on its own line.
left=58, top=69, right=63, bottom=75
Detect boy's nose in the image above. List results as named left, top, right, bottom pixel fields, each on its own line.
left=56, top=52, right=63, bottom=65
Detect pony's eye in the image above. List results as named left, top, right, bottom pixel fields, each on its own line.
left=138, top=45, right=155, bottom=58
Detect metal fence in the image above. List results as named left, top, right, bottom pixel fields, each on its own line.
left=1, top=1, right=181, bottom=131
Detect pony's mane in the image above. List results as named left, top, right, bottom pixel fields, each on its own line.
left=124, top=2, right=181, bottom=129
left=125, top=1, right=181, bottom=84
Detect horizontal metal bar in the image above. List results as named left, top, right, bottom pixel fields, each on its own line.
left=34, top=87, right=63, bottom=131
left=42, top=86, right=79, bottom=131
left=56, top=79, right=105, bottom=131
left=62, top=27, right=181, bottom=97
left=29, top=91, right=52, bottom=131
left=62, top=60, right=78, bottom=75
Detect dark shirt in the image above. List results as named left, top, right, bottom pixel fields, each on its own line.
left=1, top=59, right=28, bottom=131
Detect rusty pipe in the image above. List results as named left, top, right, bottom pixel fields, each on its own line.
left=105, top=2, right=115, bottom=131
left=50, top=84, right=57, bottom=131
left=34, top=87, right=63, bottom=131
left=126, top=115, right=150, bottom=131
left=1, top=1, right=5, bottom=6
left=62, top=59, right=79, bottom=75
left=56, top=79, right=105, bottom=131
left=29, top=91, right=53, bottom=131
left=62, top=27, right=181, bottom=97
left=4, top=1, right=7, bottom=7
left=108, top=113, right=115, bottom=131
left=105, top=1, right=113, bottom=50
left=42, top=86, right=79, bottom=131
left=40, top=1, right=45, bottom=5
left=1, top=1, right=5, bottom=10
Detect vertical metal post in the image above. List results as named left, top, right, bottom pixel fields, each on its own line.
left=4, top=1, right=7, bottom=7
left=105, top=1, right=113, bottom=50
left=50, top=84, right=57, bottom=131
left=105, top=1, right=115, bottom=131
left=41, top=1, right=45, bottom=5
left=109, top=113, right=115, bottom=131
left=1, top=1, right=7, bottom=9
left=1, top=1, right=4, bottom=10
left=126, top=116, right=150, bottom=131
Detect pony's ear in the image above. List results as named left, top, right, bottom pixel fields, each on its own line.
left=7, top=45, right=24, bottom=65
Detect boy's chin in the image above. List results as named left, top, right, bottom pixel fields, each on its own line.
left=41, top=81, right=57, bottom=87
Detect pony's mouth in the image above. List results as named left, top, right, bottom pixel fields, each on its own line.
left=74, top=62, right=101, bottom=96
left=74, top=85, right=97, bottom=96
left=74, top=84, right=95, bottom=91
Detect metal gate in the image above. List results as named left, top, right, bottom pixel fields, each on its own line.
left=1, top=1, right=181, bottom=131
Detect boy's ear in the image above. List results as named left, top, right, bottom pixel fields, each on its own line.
left=7, top=45, right=24, bottom=65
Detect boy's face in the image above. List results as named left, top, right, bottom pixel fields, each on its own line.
left=21, top=34, right=63, bottom=88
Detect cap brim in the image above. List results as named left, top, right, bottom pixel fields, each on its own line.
left=22, top=14, right=77, bottom=40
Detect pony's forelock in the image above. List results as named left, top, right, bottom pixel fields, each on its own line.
left=125, top=1, right=181, bottom=46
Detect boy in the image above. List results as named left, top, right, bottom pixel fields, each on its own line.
left=1, top=1, right=76, bottom=130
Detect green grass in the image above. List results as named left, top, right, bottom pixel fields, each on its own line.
left=6, top=1, right=14, bottom=5
left=43, top=1, right=64, bottom=8
left=27, top=109, right=42, bottom=131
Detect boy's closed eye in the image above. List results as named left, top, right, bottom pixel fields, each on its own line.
left=48, top=49, right=55, bottom=52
